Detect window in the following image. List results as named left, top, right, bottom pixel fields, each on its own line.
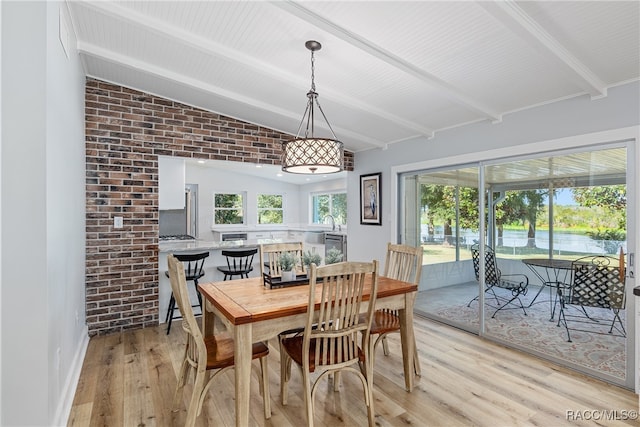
left=257, top=194, right=284, bottom=224
left=213, top=193, right=245, bottom=225
left=311, top=192, right=347, bottom=225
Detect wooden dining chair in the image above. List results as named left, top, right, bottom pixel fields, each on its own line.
left=363, top=243, right=423, bottom=377
left=259, top=241, right=305, bottom=278
left=280, top=261, right=379, bottom=427
left=167, top=254, right=271, bottom=426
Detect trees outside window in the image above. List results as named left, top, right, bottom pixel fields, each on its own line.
left=311, top=192, right=346, bottom=225
left=214, top=193, right=244, bottom=225
left=258, top=194, right=284, bottom=224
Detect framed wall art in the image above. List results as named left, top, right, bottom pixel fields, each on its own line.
left=360, top=172, right=381, bottom=225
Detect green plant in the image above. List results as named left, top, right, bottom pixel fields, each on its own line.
left=324, top=248, right=343, bottom=265
left=302, top=250, right=322, bottom=267
left=278, top=251, right=298, bottom=272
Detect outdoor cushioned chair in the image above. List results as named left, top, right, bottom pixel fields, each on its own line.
left=468, top=243, right=529, bottom=318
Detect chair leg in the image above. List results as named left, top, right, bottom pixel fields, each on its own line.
left=194, top=279, right=203, bottom=312
left=260, top=355, right=271, bottom=419
left=279, top=337, right=291, bottom=405
left=413, top=339, right=421, bottom=376
left=301, top=368, right=314, bottom=427
left=172, top=347, right=190, bottom=411
left=186, top=368, right=207, bottom=427
left=381, top=335, right=390, bottom=356
left=166, top=294, right=176, bottom=335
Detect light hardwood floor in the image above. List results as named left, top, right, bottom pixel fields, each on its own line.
left=68, top=316, right=639, bottom=426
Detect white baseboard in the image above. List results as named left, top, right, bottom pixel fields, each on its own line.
left=53, top=326, right=89, bottom=427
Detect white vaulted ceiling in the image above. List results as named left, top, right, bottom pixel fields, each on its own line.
left=67, top=1, right=640, bottom=153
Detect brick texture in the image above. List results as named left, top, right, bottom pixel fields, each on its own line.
left=85, top=78, right=354, bottom=335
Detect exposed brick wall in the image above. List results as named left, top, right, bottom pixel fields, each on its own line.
left=85, top=78, right=354, bottom=336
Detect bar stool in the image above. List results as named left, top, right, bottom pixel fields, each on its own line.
left=164, top=251, right=209, bottom=334
left=216, top=248, right=258, bottom=280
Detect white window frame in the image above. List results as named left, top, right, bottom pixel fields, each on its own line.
left=213, top=191, right=246, bottom=226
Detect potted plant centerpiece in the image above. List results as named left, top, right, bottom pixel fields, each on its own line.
left=302, top=250, right=322, bottom=270
left=278, top=251, right=298, bottom=282
left=324, top=248, right=344, bottom=265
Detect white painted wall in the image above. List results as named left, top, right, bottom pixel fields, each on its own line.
left=1, top=2, right=87, bottom=425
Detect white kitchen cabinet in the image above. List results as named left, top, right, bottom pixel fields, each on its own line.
left=248, top=231, right=271, bottom=240
left=159, top=156, right=185, bottom=210
left=288, top=230, right=304, bottom=241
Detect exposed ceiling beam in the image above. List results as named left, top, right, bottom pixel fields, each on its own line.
left=272, top=0, right=504, bottom=123
left=479, top=0, right=607, bottom=99
left=76, top=1, right=434, bottom=145
left=77, top=41, right=382, bottom=148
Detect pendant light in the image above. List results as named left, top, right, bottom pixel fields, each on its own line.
left=282, top=40, right=344, bottom=174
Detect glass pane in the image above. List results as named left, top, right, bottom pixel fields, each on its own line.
left=405, top=165, right=480, bottom=334
left=483, top=146, right=627, bottom=385
left=258, top=210, right=283, bottom=224
left=258, top=194, right=283, bottom=209
left=332, top=193, right=347, bottom=224
left=215, top=209, right=243, bottom=224
left=215, top=193, right=242, bottom=208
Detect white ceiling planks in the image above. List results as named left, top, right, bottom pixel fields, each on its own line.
left=67, top=1, right=640, bottom=153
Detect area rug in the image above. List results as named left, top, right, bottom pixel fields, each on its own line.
left=429, top=290, right=626, bottom=381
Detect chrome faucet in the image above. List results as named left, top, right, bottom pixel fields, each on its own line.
left=323, top=214, right=336, bottom=231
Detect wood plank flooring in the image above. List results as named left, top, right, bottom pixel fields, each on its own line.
left=68, top=316, right=638, bottom=426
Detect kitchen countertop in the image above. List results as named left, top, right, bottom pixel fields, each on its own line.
left=159, top=237, right=299, bottom=253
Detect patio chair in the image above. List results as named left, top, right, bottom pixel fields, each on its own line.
left=557, top=255, right=626, bottom=342
left=468, top=243, right=529, bottom=317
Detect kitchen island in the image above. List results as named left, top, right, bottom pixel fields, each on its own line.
left=158, top=237, right=300, bottom=325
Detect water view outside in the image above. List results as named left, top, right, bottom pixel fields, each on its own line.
left=420, top=225, right=626, bottom=263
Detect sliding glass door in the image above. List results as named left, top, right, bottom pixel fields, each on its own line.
left=404, top=141, right=635, bottom=388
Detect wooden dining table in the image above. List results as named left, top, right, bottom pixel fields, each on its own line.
left=198, top=274, right=418, bottom=427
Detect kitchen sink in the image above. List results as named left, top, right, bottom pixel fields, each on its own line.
left=304, top=230, right=325, bottom=244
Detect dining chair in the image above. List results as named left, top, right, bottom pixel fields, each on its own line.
left=216, top=247, right=258, bottom=280
left=557, top=254, right=626, bottom=342
left=468, top=243, right=529, bottom=318
left=167, top=254, right=271, bottom=426
left=363, top=242, right=423, bottom=377
left=164, top=251, right=209, bottom=334
left=259, top=241, right=305, bottom=278
left=280, top=260, right=379, bottom=427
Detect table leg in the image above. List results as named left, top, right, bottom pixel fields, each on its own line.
left=202, top=300, right=215, bottom=336
left=234, top=323, right=252, bottom=427
left=399, top=292, right=415, bottom=392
